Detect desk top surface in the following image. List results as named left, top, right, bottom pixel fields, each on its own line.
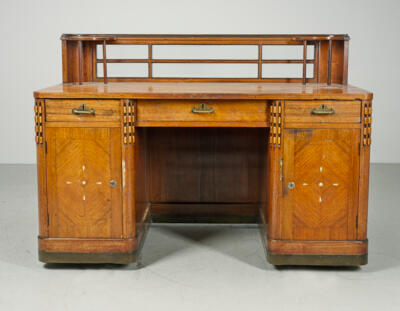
left=34, top=82, right=372, bottom=100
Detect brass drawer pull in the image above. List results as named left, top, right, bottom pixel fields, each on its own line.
left=192, top=103, right=214, bottom=114
left=311, top=104, right=334, bottom=115
left=72, top=104, right=95, bottom=115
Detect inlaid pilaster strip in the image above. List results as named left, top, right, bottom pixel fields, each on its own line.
left=269, top=101, right=282, bottom=147
left=362, top=101, right=372, bottom=146
left=122, top=99, right=135, bottom=145
left=34, top=99, right=44, bottom=144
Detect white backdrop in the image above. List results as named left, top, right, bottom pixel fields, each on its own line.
left=0, top=0, right=398, bottom=163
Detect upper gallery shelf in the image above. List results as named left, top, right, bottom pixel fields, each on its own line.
left=61, top=34, right=350, bottom=85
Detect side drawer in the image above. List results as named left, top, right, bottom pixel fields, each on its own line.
left=136, top=99, right=268, bottom=126
left=46, top=100, right=121, bottom=122
left=285, top=100, right=361, bottom=123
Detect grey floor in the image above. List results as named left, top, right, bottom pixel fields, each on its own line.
left=0, top=164, right=399, bottom=310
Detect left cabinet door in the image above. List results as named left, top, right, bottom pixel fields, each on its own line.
left=46, top=127, right=123, bottom=238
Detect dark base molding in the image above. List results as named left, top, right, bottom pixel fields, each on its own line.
left=39, top=214, right=151, bottom=265
left=39, top=250, right=139, bottom=265
left=267, top=253, right=368, bottom=266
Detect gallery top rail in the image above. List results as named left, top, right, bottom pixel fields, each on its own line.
left=61, top=34, right=350, bottom=41
left=60, top=34, right=350, bottom=85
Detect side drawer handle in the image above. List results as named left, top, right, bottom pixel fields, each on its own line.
left=311, top=104, right=334, bottom=115
left=72, top=104, right=95, bottom=115
left=192, top=103, right=214, bottom=114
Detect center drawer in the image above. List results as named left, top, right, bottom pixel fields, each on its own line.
left=136, top=100, right=268, bottom=126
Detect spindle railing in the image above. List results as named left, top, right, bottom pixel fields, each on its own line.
left=61, top=34, right=349, bottom=85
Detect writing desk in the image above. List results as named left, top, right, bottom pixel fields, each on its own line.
left=34, top=34, right=372, bottom=266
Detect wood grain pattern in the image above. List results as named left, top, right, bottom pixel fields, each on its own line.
left=39, top=237, right=136, bottom=253
left=136, top=121, right=268, bottom=127
left=357, top=99, right=372, bottom=240
left=136, top=99, right=268, bottom=125
left=285, top=122, right=361, bottom=129
left=316, top=40, right=346, bottom=84
left=46, top=121, right=120, bottom=128
left=46, top=99, right=121, bottom=122
left=267, top=101, right=284, bottom=239
left=36, top=99, right=48, bottom=237
left=134, top=127, right=150, bottom=229
left=362, top=100, right=372, bottom=146
left=36, top=97, right=372, bottom=263
left=62, top=34, right=350, bottom=41
left=120, top=99, right=136, bottom=239
left=34, top=82, right=372, bottom=100
left=34, top=33, right=373, bottom=265
left=36, top=142, right=48, bottom=237
left=267, top=238, right=367, bottom=255
left=147, top=127, right=266, bottom=204
left=285, top=100, right=361, bottom=123
left=282, top=128, right=360, bottom=241
left=269, top=100, right=282, bottom=146
left=46, top=127, right=122, bottom=238
left=122, top=99, right=135, bottom=144
left=34, top=99, right=44, bottom=144
left=59, top=34, right=348, bottom=84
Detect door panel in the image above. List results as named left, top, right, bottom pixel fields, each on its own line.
left=46, top=128, right=122, bottom=238
left=282, top=128, right=360, bottom=240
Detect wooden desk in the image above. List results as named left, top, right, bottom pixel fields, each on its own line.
left=34, top=35, right=372, bottom=266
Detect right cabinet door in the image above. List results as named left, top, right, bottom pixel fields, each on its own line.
left=281, top=128, right=360, bottom=241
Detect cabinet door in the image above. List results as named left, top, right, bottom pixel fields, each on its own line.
left=282, top=128, right=360, bottom=241
left=46, top=128, right=122, bottom=238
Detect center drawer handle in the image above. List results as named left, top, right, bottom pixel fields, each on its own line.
left=192, top=103, right=214, bottom=114
left=72, top=104, right=95, bottom=115
left=311, top=104, right=335, bottom=115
